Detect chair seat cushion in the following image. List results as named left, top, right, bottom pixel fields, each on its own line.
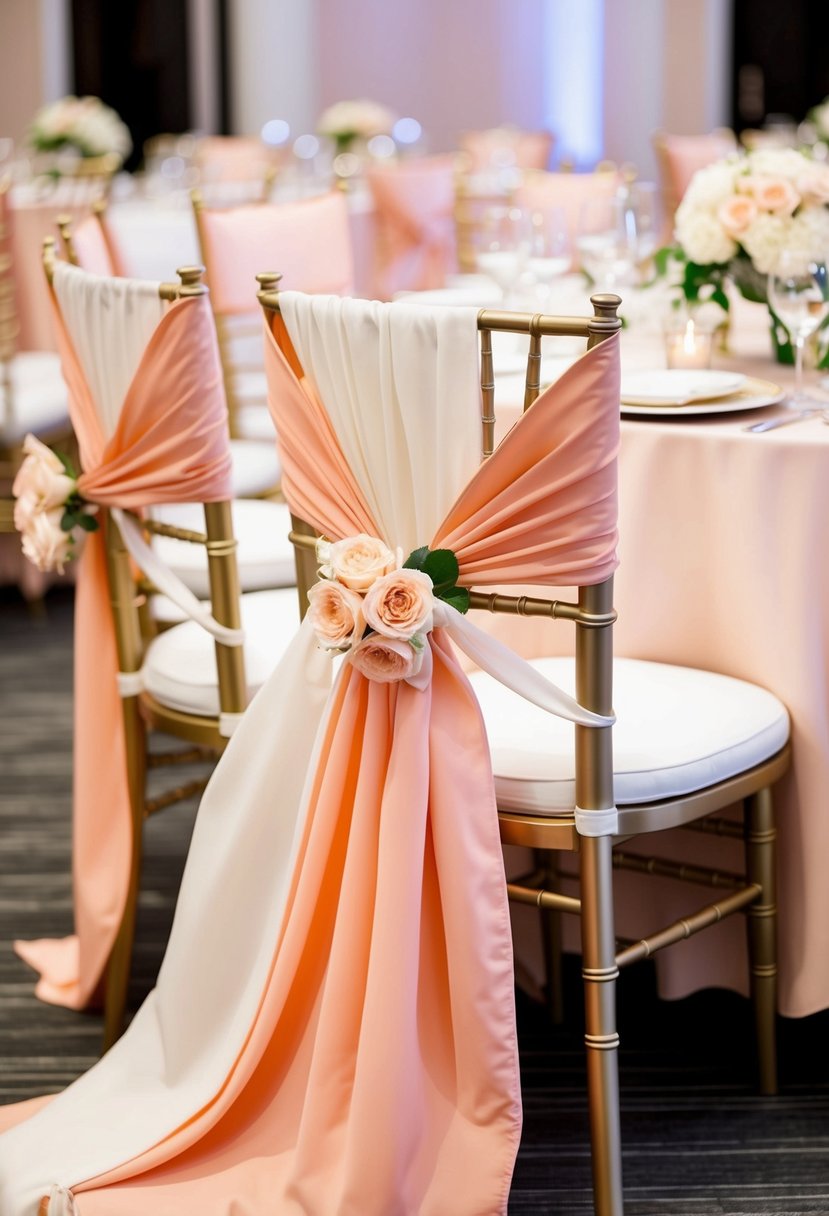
left=468, top=657, right=790, bottom=812
left=1, top=352, right=69, bottom=443
left=229, top=438, right=281, bottom=497
left=149, top=499, right=295, bottom=597
left=143, top=588, right=300, bottom=718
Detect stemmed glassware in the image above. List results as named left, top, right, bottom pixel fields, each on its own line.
left=525, top=204, right=571, bottom=305
left=475, top=205, right=531, bottom=306
left=575, top=195, right=638, bottom=292
left=767, top=253, right=829, bottom=407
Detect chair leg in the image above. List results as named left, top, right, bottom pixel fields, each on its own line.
left=744, top=787, right=778, bottom=1096
left=535, top=848, right=565, bottom=1024
left=579, top=835, right=624, bottom=1216
left=102, top=695, right=146, bottom=1052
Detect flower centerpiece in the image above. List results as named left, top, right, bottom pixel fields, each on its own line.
left=306, top=534, right=468, bottom=685
left=316, top=99, right=396, bottom=156
left=13, top=434, right=98, bottom=573
left=806, top=96, right=829, bottom=158
left=27, top=95, right=132, bottom=172
left=656, top=147, right=829, bottom=364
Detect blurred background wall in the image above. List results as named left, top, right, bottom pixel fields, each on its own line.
left=1, top=0, right=828, bottom=177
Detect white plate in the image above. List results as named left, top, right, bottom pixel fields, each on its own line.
left=620, top=377, right=785, bottom=417
left=620, top=369, right=747, bottom=406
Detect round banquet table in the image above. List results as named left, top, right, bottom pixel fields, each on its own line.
left=422, top=278, right=829, bottom=1019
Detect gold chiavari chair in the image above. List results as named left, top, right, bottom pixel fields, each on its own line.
left=42, top=248, right=300, bottom=1047
left=258, top=278, right=790, bottom=1216
left=0, top=181, right=74, bottom=600
left=652, top=128, right=738, bottom=217
left=192, top=190, right=354, bottom=447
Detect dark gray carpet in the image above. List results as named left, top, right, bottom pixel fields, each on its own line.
left=2, top=586, right=829, bottom=1216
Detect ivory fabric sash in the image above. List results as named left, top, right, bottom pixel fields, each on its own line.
left=0, top=298, right=618, bottom=1216
left=14, top=269, right=233, bottom=1011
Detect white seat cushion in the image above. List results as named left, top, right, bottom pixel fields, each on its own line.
left=143, top=587, right=300, bottom=718
left=149, top=499, right=296, bottom=597
left=229, top=438, right=281, bottom=497
left=468, top=657, right=790, bottom=813
left=1, top=352, right=69, bottom=443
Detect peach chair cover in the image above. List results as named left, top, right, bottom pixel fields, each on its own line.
left=654, top=129, right=737, bottom=214
left=460, top=127, right=554, bottom=172
left=70, top=213, right=123, bottom=277
left=194, top=136, right=279, bottom=183
left=516, top=169, right=621, bottom=245
left=197, top=192, right=355, bottom=313
left=0, top=296, right=619, bottom=1216
left=365, top=156, right=457, bottom=298
left=13, top=263, right=233, bottom=1013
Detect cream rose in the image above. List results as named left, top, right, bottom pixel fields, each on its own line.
left=307, top=580, right=364, bottom=650
left=349, top=634, right=424, bottom=684
left=362, top=568, right=434, bottom=639
left=797, top=168, right=829, bottom=206
left=717, top=194, right=758, bottom=236
left=326, top=534, right=396, bottom=592
left=746, top=175, right=800, bottom=216
left=13, top=433, right=76, bottom=514
left=20, top=509, right=73, bottom=573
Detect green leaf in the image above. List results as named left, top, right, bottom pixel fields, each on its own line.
left=60, top=510, right=77, bottom=532
left=55, top=449, right=77, bottom=479
left=422, top=548, right=459, bottom=590
left=439, top=586, right=470, bottom=615
left=710, top=286, right=730, bottom=313
left=403, top=545, right=429, bottom=571
left=77, top=513, right=99, bottom=532
left=653, top=245, right=679, bottom=276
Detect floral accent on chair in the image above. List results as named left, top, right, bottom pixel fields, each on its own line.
left=12, top=432, right=98, bottom=572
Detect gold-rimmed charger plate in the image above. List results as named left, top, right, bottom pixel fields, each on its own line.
left=620, top=376, right=785, bottom=418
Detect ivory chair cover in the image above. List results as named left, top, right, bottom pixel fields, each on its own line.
left=13, top=264, right=234, bottom=1012
left=365, top=156, right=457, bottom=298
left=0, top=295, right=619, bottom=1215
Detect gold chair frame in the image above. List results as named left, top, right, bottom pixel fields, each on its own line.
left=43, top=245, right=248, bottom=1048
left=257, top=276, right=788, bottom=1216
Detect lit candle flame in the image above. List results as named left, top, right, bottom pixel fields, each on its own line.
left=682, top=319, right=696, bottom=355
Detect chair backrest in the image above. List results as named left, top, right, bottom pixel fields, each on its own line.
left=652, top=128, right=737, bottom=216
left=0, top=181, right=19, bottom=429
left=45, top=251, right=246, bottom=726
left=515, top=167, right=622, bottom=244
left=460, top=126, right=554, bottom=173
left=193, top=134, right=281, bottom=190
left=193, top=189, right=354, bottom=428
left=58, top=201, right=122, bottom=277
left=257, top=283, right=621, bottom=821
left=365, top=155, right=457, bottom=297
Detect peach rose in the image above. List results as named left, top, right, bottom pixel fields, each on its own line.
left=326, top=534, right=396, bottom=592
left=12, top=433, right=76, bottom=513
left=362, top=568, right=434, bottom=639
left=746, top=175, right=800, bottom=215
left=13, top=492, right=39, bottom=533
left=349, top=634, right=425, bottom=684
left=717, top=194, right=758, bottom=236
left=20, top=509, right=73, bottom=573
left=307, top=579, right=364, bottom=649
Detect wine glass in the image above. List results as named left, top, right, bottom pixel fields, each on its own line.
left=767, top=254, right=829, bottom=407
left=475, top=205, right=530, bottom=306
left=526, top=204, right=571, bottom=305
left=624, top=180, right=662, bottom=267
left=575, top=195, right=637, bottom=292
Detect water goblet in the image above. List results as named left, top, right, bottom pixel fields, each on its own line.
left=768, top=253, right=829, bottom=407
left=475, top=204, right=530, bottom=307
left=526, top=204, right=571, bottom=306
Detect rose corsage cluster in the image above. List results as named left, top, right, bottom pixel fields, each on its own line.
left=13, top=434, right=98, bottom=573
left=307, top=533, right=469, bottom=684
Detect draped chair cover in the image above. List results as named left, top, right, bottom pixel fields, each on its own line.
left=70, top=214, right=123, bottom=277
left=13, top=263, right=233, bottom=1012
left=197, top=193, right=355, bottom=314
left=365, top=156, right=457, bottom=299
left=515, top=170, right=622, bottom=248
left=0, top=294, right=619, bottom=1216
left=460, top=129, right=554, bottom=173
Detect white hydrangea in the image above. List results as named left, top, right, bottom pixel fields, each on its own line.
left=743, top=147, right=809, bottom=182
left=681, top=160, right=741, bottom=210
left=739, top=212, right=792, bottom=274
left=29, top=95, right=131, bottom=160
left=813, top=99, right=829, bottom=140
left=674, top=202, right=738, bottom=265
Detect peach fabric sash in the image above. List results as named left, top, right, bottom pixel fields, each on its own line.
left=14, top=288, right=233, bottom=1012
left=198, top=192, right=355, bottom=314
left=0, top=301, right=618, bottom=1216
left=366, top=158, right=457, bottom=298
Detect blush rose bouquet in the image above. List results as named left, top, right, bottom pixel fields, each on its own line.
left=656, top=147, right=829, bottom=364
left=28, top=95, right=132, bottom=162
left=13, top=433, right=98, bottom=573
left=307, top=533, right=468, bottom=684
left=317, top=99, right=396, bottom=154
